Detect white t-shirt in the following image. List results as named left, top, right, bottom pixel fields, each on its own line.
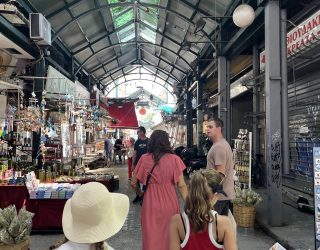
left=56, top=241, right=115, bottom=250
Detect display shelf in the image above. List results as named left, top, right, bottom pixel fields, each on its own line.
left=233, top=130, right=252, bottom=189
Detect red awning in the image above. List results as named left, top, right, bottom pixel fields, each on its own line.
left=100, top=101, right=139, bottom=129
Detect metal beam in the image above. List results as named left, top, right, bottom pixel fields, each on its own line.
left=104, top=72, right=174, bottom=89
left=179, top=0, right=219, bottom=24
left=51, top=2, right=216, bottom=51
left=265, top=0, right=283, bottom=227
left=47, top=0, right=83, bottom=19
left=33, top=58, right=46, bottom=164
left=281, top=9, right=290, bottom=176
left=94, top=0, right=117, bottom=73
left=99, top=61, right=137, bottom=82
left=0, top=16, right=39, bottom=58
left=98, top=62, right=179, bottom=85
left=140, top=47, right=188, bottom=75
left=252, top=44, right=260, bottom=158
left=88, top=55, right=118, bottom=73
left=141, top=65, right=176, bottom=85
left=105, top=79, right=175, bottom=98
left=186, top=76, right=193, bottom=147
left=218, top=56, right=230, bottom=142
left=74, top=41, right=193, bottom=75
left=134, top=2, right=140, bottom=64
left=139, top=20, right=198, bottom=57
left=197, top=75, right=204, bottom=155
left=157, top=0, right=170, bottom=78
left=72, top=20, right=134, bottom=54
left=72, top=19, right=199, bottom=58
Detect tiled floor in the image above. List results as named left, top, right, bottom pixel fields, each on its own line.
left=30, top=163, right=276, bottom=249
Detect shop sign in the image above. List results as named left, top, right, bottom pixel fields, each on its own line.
left=260, top=9, right=320, bottom=70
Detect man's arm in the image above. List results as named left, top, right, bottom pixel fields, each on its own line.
left=215, top=164, right=226, bottom=175
left=212, top=145, right=227, bottom=175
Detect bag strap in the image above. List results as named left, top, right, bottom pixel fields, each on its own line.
left=144, top=161, right=157, bottom=193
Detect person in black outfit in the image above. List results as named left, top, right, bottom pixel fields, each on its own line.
left=114, top=136, right=124, bottom=163
left=132, top=126, right=149, bottom=203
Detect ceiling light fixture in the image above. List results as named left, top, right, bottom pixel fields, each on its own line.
left=194, top=4, right=255, bottom=34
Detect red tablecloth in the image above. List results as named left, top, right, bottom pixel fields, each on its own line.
left=26, top=199, right=66, bottom=230
left=0, top=185, right=28, bottom=211
left=27, top=178, right=114, bottom=230
left=0, top=179, right=114, bottom=230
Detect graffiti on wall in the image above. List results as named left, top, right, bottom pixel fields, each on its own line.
left=270, top=130, right=282, bottom=188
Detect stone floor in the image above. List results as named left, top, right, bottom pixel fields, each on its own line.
left=30, top=163, right=277, bottom=250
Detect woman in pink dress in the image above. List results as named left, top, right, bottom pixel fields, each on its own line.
left=131, top=130, right=188, bottom=250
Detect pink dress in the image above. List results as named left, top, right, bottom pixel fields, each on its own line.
left=135, top=153, right=186, bottom=250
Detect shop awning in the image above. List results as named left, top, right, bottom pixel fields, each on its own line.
left=100, top=101, right=139, bottom=129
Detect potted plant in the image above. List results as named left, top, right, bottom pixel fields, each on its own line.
left=232, top=187, right=262, bottom=227
left=0, top=205, right=34, bottom=250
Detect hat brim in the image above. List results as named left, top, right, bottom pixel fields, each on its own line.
left=62, top=192, right=129, bottom=243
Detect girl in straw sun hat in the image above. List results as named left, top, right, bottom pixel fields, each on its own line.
left=50, top=182, right=129, bottom=250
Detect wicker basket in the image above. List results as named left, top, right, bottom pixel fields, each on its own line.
left=233, top=205, right=256, bottom=228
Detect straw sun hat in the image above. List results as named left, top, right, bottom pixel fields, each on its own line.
left=62, top=182, right=129, bottom=243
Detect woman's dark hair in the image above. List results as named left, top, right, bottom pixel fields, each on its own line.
left=147, top=130, right=172, bottom=163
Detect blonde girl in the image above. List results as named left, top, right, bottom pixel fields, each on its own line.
left=169, top=169, right=237, bottom=250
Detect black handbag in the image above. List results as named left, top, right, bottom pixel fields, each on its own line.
left=140, top=161, right=158, bottom=206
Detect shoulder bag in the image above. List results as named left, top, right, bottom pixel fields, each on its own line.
left=140, top=161, right=157, bottom=206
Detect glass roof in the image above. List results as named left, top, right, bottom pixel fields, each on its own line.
left=108, top=0, right=159, bottom=44
left=106, top=68, right=175, bottom=104
left=28, top=0, right=235, bottom=102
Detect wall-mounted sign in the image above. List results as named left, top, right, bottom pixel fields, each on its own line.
left=260, top=9, right=320, bottom=70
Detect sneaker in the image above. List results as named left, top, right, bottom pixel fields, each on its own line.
left=132, top=195, right=141, bottom=203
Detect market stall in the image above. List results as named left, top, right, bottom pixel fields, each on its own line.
left=0, top=73, right=116, bottom=231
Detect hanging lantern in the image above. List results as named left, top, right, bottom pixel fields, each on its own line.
left=139, top=107, right=146, bottom=115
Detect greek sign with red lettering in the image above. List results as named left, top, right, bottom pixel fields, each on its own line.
left=260, top=9, right=320, bottom=70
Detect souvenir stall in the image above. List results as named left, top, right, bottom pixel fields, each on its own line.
left=0, top=69, right=115, bottom=230
left=0, top=80, right=30, bottom=211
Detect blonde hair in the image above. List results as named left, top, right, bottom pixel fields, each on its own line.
left=185, top=169, right=223, bottom=232
left=49, top=237, right=105, bottom=250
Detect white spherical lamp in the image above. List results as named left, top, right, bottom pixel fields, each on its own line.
left=232, top=4, right=255, bottom=28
